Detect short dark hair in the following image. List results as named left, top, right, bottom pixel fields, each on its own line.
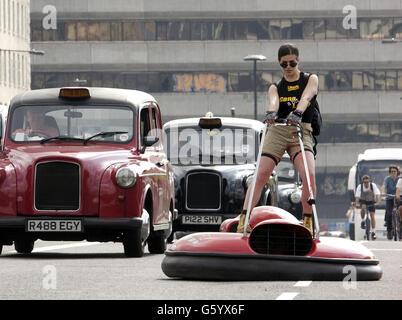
left=389, top=165, right=400, bottom=174
left=278, top=43, right=299, bottom=61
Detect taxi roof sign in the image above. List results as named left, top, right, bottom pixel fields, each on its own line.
left=59, top=88, right=90, bottom=99
left=198, top=113, right=222, bottom=129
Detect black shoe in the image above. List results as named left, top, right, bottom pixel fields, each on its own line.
left=387, top=230, right=392, bottom=240
left=361, top=221, right=366, bottom=229
left=371, top=232, right=376, bottom=240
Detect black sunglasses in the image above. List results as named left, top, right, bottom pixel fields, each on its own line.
left=280, top=60, right=298, bottom=68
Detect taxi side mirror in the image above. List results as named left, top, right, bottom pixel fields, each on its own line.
left=141, top=136, right=159, bottom=153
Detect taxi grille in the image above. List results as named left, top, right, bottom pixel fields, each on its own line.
left=186, top=172, right=221, bottom=211
left=35, top=162, right=80, bottom=211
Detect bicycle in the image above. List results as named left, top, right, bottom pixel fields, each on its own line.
left=356, top=203, right=375, bottom=241
left=383, top=194, right=401, bottom=241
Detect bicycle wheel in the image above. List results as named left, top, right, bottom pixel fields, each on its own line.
left=365, top=216, right=371, bottom=241
left=393, top=210, right=400, bottom=241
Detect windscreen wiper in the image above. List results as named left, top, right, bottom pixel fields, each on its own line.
left=40, top=136, right=85, bottom=144
left=83, top=131, right=128, bottom=145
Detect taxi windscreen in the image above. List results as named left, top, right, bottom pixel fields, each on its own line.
left=9, top=105, right=135, bottom=143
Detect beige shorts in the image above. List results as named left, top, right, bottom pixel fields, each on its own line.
left=262, top=123, right=314, bottom=161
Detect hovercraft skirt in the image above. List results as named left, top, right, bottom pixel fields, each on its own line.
left=162, top=252, right=382, bottom=281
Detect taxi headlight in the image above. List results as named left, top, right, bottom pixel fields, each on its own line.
left=115, top=167, right=137, bottom=188
left=290, top=190, right=302, bottom=204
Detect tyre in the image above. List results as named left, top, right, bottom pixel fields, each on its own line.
left=123, top=231, right=144, bottom=257
left=0, top=244, right=3, bottom=255
left=14, top=240, right=35, bottom=254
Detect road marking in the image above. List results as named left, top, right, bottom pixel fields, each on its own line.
left=294, top=281, right=312, bottom=287
left=276, top=292, right=299, bottom=300
left=5, top=242, right=101, bottom=254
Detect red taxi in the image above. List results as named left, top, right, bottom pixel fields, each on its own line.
left=0, top=87, right=175, bottom=257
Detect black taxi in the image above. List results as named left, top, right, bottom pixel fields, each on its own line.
left=163, top=113, right=278, bottom=238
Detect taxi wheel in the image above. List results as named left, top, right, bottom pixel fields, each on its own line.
left=0, top=244, right=2, bottom=255
left=14, top=240, right=34, bottom=254
left=123, top=231, right=144, bottom=258
left=147, top=230, right=167, bottom=254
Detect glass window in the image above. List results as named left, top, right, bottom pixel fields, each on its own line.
left=314, top=19, right=325, bottom=39
left=66, top=22, right=76, bottom=41
left=191, top=21, right=201, bottom=40
left=352, top=71, right=363, bottom=90
left=268, top=20, right=281, bottom=40
left=156, top=21, right=167, bottom=40
left=326, top=19, right=338, bottom=39
left=76, top=22, right=88, bottom=41
left=110, top=22, right=122, bottom=41
left=144, top=21, right=156, bottom=40
left=281, top=19, right=292, bottom=39
left=392, top=18, right=402, bottom=38
left=212, top=22, right=227, bottom=40
left=398, top=71, right=402, bottom=90
left=201, top=22, right=212, bottom=40
left=256, top=20, right=269, bottom=40
left=363, top=71, right=375, bottom=89
left=88, top=23, right=100, bottom=41
left=381, top=18, right=393, bottom=38
left=385, top=71, right=397, bottom=90
left=123, top=21, right=145, bottom=41
left=290, top=19, right=303, bottom=39
left=375, top=71, right=386, bottom=90
left=31, top=21, right=42, bottom=41
left=10, top=105, right=135, bottom=143
left=302, top=20, right=314, bottom=40
left=230, top=21, right=248, bottom=40
left=99, top=22, right=111, bottom=41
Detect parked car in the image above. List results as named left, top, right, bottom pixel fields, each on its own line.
left=276, top=154, right=303, bottom=220
left=163, top=114, right=278, bottom=238
left=0, top=87, right=175, bottom=257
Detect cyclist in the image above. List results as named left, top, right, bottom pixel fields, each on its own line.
left=395, top=173, right=402, bottom=239
left=355, top=175, right=381, bottom=240
left=381, top=165, right=400, bottom=240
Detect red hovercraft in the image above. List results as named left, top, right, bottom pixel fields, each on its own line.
left=161, top=122, right=382, bottom=281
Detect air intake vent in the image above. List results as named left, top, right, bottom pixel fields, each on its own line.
left=35, top=161, right=80, bottom=211
left=249, top=224, right=313, bottom=256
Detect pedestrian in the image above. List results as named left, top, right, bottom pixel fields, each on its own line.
left=345, top=202, right=355, bottom=240
left=237, top=43, right=319, bottom=234
left=355, top=175, right=381, bottom=240
left=381, top=165, right=400, bottom=240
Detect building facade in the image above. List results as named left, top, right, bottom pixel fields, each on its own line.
left=29, top=0, right=402, bottom=218
left=0, top=0, right=31, bottom=111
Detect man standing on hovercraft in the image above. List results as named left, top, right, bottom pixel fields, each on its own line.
left=237, top=43, right=319, bottom=234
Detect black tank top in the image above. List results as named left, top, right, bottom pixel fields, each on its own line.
left=273, top=72, right=317, bottom=123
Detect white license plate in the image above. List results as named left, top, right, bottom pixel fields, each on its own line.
left=182, top=215, right=222, bottom=225
left=26, top=219, right=83, bottom=232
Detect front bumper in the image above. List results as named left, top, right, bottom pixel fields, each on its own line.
left=0, top=216, right=143, bottom=242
